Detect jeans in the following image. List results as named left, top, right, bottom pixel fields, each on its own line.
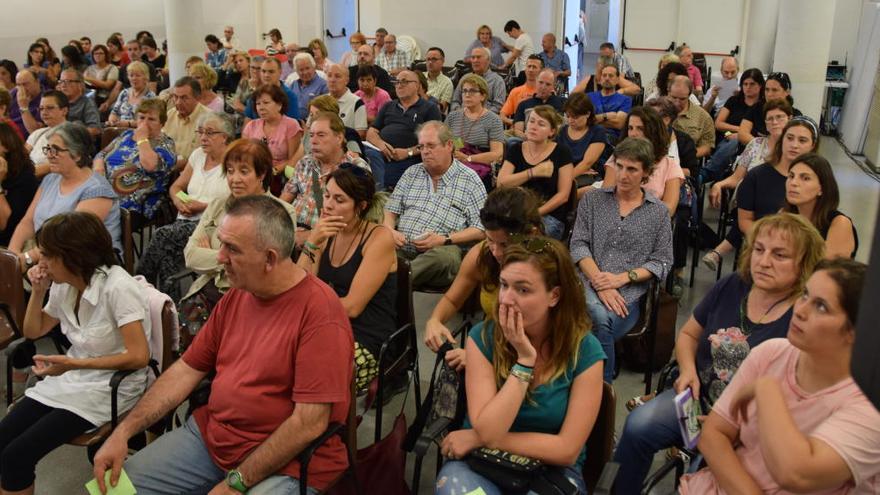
left=364, top=147, right=386, bottom=190
left=612, top=388, right=682, bottom=494
left=700, top=138, right=739, bottom=183
left=435, top=460, right=587, bottom=495
left=542, top=215, right=565, bottom=240
left=585, top=285, right=642, bottom=383
left=125, top=415, right=316, bottom=495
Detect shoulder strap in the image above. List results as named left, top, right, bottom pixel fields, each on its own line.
left=403, top=342, right=453, bottom=452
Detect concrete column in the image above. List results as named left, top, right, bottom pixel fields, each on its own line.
left=772, top=0, right=836, bottom=120
left=742, top=0, right=779, bottom=72
left=163, top=0, right=206, bottom=84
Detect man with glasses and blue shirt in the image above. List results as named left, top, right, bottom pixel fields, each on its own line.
left=384, top=121, right=486, bottom=289
left=57, top=68, right=100, bottom=138
left=365, top=69, right=442, bottom=189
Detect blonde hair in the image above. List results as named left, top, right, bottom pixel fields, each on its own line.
left=126, top=60, right=150, bottom=79
left=188, top=62, right=218, bottom=90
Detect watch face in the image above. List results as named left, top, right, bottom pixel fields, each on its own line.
left=227, top=471, right=241, bottom=484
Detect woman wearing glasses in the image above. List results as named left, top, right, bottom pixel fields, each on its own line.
left=94, top=99, right=176, bottom=224
left=83, top=44, right=120, bottom=110
left=297, top=164, right=395, bottom=393
left=444, top=73, right=505, bottom=183
left=24, top=90, right=69, bottom=179
left=571, top=137, right=673, bottom=383
left=738, top=72, right=801, bottom=144
left=340, top=32, right=367, bottom=68
left=435, top=237, right=604, bottom=494
left=9, top=122, right=120, bottom=271
left=138, top=112, right=233, bottom=298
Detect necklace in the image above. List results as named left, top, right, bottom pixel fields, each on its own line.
left=330, top=219, right=367, bottom=267
left=739, top=291, right=791, bottom=336
left=524, top=141, right=550, bottom=164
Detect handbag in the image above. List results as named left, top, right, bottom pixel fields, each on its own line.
left=466, top=447, right=544, bottom=493
left=459, top=143, right=494, bottom=180
left=328, top=412, right=411, bottom=495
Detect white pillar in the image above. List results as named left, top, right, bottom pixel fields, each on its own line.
left=742, top=0, right=779, bottom=72
left=772, top=0, right=836, bottom=120
left=163, top=0, right=206, bottom=84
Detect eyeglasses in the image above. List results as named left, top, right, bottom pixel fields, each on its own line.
left=38, top=105, right=60, bottom=112
left=765, top=114, right=788, bottom=123
left=42, top=145, right=70, bottom=157
left=393, top=79, right=417, bottom=86
left=196, top=128, right=226, bottom=137
left=461, top=88, right=482, bottom=95
left=58, top=79, right=81, bottom=85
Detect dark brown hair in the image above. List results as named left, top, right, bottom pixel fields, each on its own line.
left=36, top=211, right=118, bottom=283
left=223, top=138, right=273, bottom=190
left=0, top=122, right=34, bottom=184
left=619, top=106, right=669, bottom=159
left=772, top=117, right=819, bottom=165
left=784, top=153, right=840, bottom=234
left=562, top=92, right=596, bottom=126
left=327, top=164, right=376, bottom=219
left=814, top=258, right=867, bottom=327
left=477, top=187, right=544, bottom=293
left=252, top=83, right=289, bottom=115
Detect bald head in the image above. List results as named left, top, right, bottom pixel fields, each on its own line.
left=357, top=44, right=374, bottom=65
left=720, top=56, right=738, bottom=80
left=326, top=63, right=349, bottom=96
left=15, top=70, right=40, bottom=98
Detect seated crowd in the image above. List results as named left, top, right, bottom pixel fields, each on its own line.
left=0, top=22, right=876, bottom=495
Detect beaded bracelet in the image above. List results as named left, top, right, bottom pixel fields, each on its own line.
left=512, top=363, right=533, bottom=375
left=510, top=367, right=533, bottom=384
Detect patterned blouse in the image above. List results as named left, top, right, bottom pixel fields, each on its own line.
left=569, top=187, right=674, bottom=304
left=97, top=130, right=176, bottom=219
left=110, top=88, right=157, bottom=122
left=282, top=155, right=370, bottom=228
left=734, top=136, right=769, bottom=172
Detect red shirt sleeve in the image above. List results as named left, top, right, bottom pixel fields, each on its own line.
left=292, top=320, right=353, bottom=404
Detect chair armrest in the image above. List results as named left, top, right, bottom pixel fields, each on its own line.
left=641, top=455, right=684, bottom=495
left=411, top=417, right=452, bottom=457
left=109, top=369, right=139, bottom=429
left=594, top=461, right=619, bottom=495
left=297, top=422, right=346, bottom=493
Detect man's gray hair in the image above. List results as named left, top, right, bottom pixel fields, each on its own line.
left=174, top=76, right=202, bottom=96
left=417, top=121, right=454, bottom=145
left=293, top=52, right=316, bottom=68
left=670, top=74, right=692, bottom=94
left=196, top=111, right=234, bottom=140
left=471, top=46, right=491, bottom=60
left=225, top=196, right=295, bottom=258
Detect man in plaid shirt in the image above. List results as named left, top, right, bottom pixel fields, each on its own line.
left=376, top=34, right=412, bottom=77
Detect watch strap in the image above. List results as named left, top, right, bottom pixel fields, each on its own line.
left=226, top=469, right=248, bottom=492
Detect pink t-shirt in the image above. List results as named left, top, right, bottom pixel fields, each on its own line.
left=680, top=339, right=880, bottom=494
left=604, top=155, right=684, bottom=203
left=242, top=116, right=302, bottom=168
left=687, top=64, right=704, bottom=92
left=354, top=88, right=392, bottom=118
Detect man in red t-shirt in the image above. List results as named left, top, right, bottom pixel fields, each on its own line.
left=93, top=196, right=353, bottom=494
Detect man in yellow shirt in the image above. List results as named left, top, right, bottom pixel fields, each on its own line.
left=163, top=77, right=209, bottom=170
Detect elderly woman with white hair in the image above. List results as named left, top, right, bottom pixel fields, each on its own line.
left=137, top=111, right=233, bottom=297
left=289, top=52, right=329, bottom=119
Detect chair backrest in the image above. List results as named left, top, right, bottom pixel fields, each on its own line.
left=120, top=208, right=135, bottom=274
left=396, top=35, right=421, bottom=60
left=563, top=179, right=579, bottom=241
left=583, top=382, right=617, bottom=492
left=395, top=257, right=414, bottom=328
left=100, top=127, right=125, bottom=151
left=0, top=249, right=24, bottom=348
left=159, top=300, right=177, bottom=372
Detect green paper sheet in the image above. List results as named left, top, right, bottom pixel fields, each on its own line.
left=85, top=468, right=137, bottom=495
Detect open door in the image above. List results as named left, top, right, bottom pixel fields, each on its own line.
left=323, top=0, right=358, bottom=63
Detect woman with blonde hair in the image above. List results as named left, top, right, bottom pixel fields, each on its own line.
left=187, top=62, right=223, bottom=112
left=107, top=61, right=155, bottom=128
left=464, top=25, right=511, bottom=67
left=308, top=38, right=334, bottom=73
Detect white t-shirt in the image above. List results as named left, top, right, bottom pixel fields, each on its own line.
left=336, top=90, right=368, bottom=132
left=26, top=266, right=152, bottom=426
left=26, top=126, right=56, bottom=166
left=514, top=33, right=535, bottom=74
left=182, top=147, right=231, bottom=221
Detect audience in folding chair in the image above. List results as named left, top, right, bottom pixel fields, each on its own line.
left=558, top=92, right=609, bottom=188
left=9, top=122, right=121, bottom=270
left=424, top=187, right=544, bottom=370
left=737, top=71, right=801, bottom=145
left=682, top=258, right=880, bottom=494
left=25, top=89, right=69, bottom=179
left=0, top=122, right=38, bottom=246
left=570, top=137, right=673, bottom=383
left=0, top=211, right=151, bottom=495
left=614, top=213, right=825, bottom=493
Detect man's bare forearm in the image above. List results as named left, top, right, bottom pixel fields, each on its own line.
left=117, top=360, right=207, bottom=437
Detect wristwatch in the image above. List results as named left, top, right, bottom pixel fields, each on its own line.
left=226, top=469, right=248, bottom=493
left=444, top=234, right=453, bottom=245
left=627, top=269, right=639, bottom=283
left=407, top=147, right=414, bottom=158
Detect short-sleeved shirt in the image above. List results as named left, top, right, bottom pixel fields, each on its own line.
left=557, top=124, right=608, bottom=175
left=686, top=64, right=703, bottom=91
left=737, top=163, right=787, bottom=219
left=376, top=49, right=412, bottom=73
left=9, top=88, right=43, bottom=139
left=34, top=172, right=121, bottom=252
left=245, top=83, right=301, bottom=120
left=372, top=98, right=443, bottom=149
left=466, top=321, right=605, bottom=468
left=427, top=72, right=454, bottom=105
left=180, top=147, right=231, bottom=221
left=512, top=33, right=535, bottom=74
left=282, top=155, right=370, bottom=227
left=336, top=90, right=368, bottom=132
left=538, top=49, right=570, bottom=74
left=162, top=103, right=210, bottom=163
left=513, top=95, right=566, bottom=124
left=464, top=37, right=507, bottom=67
left=692, top=274, right=792, bottom=407
left=681, top=339, right=880, bottom=494
left=444, top=110, right=505, bottom=150
left=0, top=164, right=38, bottom=246
left=98, top=130, right=176, bottom=219
left=84, top=64, right=119, bottom=100
left=734, top=136, right=770, bottom=172
left=721, top=95, right=759, bottom=128
left=290, top=76, right=329, bottom=119
left=27, top=266, right=150, bottom=426
left=111, top=88, right=157, bottom=122
left=67, top=95, right=102, bottom=132
left=182, top=276, right=353, bottom=492
left=506, top=142, right=573, bottom=222
left=501, top=83, right=536, bottom=118
left=603, top=155, right=684, bottom=204
left=587, top=91, right=632, bottom=138
left=354, top=88, right=392, bottom=119
left=673, top=102, right=715, bottom=151
left=386, top=161, right=486, bottom=256
left=242, top=116, right=303, bottom=169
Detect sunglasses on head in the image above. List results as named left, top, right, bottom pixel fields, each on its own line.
left=767, top=72, right=791, bottom=90
left=339, top=162, right=372, bottom=179
left=509, top=234, right=552, bottom=254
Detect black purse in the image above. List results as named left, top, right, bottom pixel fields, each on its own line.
left=466, top=447, right=543, bottom=493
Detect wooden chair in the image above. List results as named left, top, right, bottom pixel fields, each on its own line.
left=583, top=382, right=617, bottom=493
left=120, top=209, right=136, bottom=274
left=100, top=127, right=125, bottom=151
left=617, top=278, right=663, bottom=395
left=0, top=249, right=24, bottom=351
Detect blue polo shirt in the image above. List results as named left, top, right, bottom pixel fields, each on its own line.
left=289, top=76, right=329, bottom=120
left=587, top=91, right=632, bottom=139
left=539, top=49, right=571, bottom=74
left=245, top=83, right=301, bottom=120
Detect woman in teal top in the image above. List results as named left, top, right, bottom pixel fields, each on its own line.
left=435, top=237, right=605, bottom=495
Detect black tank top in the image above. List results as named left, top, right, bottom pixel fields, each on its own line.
left=318, top=226, right=397, bottom=356
left=820, top=210, right=859, bottom=259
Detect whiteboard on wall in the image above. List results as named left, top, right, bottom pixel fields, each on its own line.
left=622, top=0, right=677, bottom=50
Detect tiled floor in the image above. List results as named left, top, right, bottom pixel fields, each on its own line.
left=11, top=137, right=879, bottom=494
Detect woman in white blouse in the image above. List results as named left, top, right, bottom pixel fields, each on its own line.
left=0, top=211, right=150, bottom=494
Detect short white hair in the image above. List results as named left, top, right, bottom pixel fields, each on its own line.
left=293, top=52, right=316, bottom=68
left=471, top=46, right=491, bottom=59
